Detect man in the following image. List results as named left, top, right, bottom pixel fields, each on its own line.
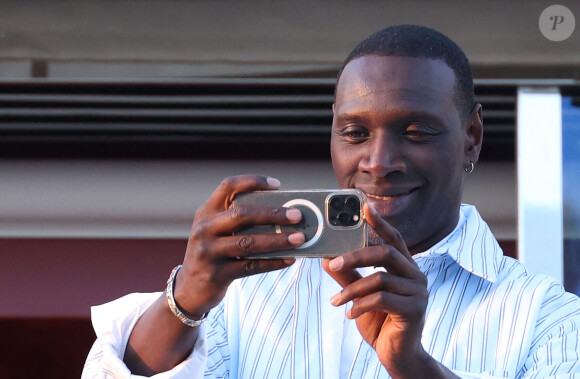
left=83, top=25, right=580, bottom=378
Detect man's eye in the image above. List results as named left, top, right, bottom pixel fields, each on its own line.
left=405, top=130, right=430, bottom=136
left=339, top=128, right=368, bottom=141
left=404, top=127, right=441, bottom=140
left=346, top=131, right=367, bottom=138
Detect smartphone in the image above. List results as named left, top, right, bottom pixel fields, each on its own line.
left=232, top=189, right=367, bottom=258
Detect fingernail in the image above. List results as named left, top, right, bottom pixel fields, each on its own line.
left=328, top=256, right=344, bottom=271
left=288, top=232, right=305, bottom=246
left=286, top=208, right=302, bottom=222
left=283, top=258, right=296, bottom=265
left=267, top=177, right=281, bottom=188
left=330, top=292, right=341, bottom=306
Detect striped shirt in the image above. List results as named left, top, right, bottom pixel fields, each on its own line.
left=83, top=204, right=580, bottom=378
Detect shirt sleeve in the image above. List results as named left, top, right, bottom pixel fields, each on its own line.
left=518, top=281, right=580, bottom=378
left=451, top=280, right=580, bottom=378
left=450, top=281, right=580, bottom=378
left=81, top=292, right=209, bottom=379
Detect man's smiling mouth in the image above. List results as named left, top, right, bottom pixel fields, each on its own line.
left=365, top=188, right=418, bottom=200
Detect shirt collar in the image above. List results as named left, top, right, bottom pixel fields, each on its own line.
left=416, top=204, right=503, bottom=283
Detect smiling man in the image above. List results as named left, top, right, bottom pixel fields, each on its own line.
left=331, top=54, right=480, bottom=253
left=83, top=25, right=580, bottom=378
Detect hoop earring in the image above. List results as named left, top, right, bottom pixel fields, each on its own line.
left=464, top=162, right=475, bottom=174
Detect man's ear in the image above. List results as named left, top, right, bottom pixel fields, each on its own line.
left=464, top=103, right=483, bottom=166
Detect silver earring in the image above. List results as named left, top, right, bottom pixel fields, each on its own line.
left=464, top=162, right=475, bottom=174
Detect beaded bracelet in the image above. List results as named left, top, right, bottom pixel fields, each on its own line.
left=165, top=265, right=208, bottom=327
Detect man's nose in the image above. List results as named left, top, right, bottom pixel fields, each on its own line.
left=359, top=135, right=406, bottom=177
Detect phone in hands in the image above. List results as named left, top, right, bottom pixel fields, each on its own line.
left=232, top=189, right=367, bottom=258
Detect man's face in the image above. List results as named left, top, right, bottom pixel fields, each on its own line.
left=331, top=55, right=479, bottom=253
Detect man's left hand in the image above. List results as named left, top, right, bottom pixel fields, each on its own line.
left=322, top=203, right=456, bottom=378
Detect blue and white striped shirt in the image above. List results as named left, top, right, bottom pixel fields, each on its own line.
left=84, top=204, right=580, bottom=378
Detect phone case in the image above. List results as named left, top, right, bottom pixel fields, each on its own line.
left=232, top=189, right=367, bottom=258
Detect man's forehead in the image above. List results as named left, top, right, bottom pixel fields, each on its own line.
left=337, top=55, right=456, bottom=94
left=335, top=56, right=456, bottom=110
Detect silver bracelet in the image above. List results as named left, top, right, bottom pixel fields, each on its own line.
left=165, top=265, right=208, bottom=327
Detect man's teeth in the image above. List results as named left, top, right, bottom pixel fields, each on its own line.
left=368, top=193, right=402, bottom=200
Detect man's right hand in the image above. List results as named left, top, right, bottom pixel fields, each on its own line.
left=173, top=174, right=304, bottom=321
left=124, top=175, right=304, bottom=375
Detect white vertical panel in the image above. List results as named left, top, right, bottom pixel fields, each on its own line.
left=517, top=87, right=563, bottom=282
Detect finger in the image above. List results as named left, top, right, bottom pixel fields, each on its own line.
left=329, top=271, right=424, bottom=307
left=347, top=290, right=427, bottom=320
left=364, top=203, right=414, bottom=263
left=195, top=175, right=281, bottom=222
left=207, top=205, right=302, bottom=236
left=208, top=231, right=306, bottom=258
left=322, top=257, right=363, bottom=289
left=327, top=244, right=420, bottom=279
left=221, top=257, right=296, bottom=281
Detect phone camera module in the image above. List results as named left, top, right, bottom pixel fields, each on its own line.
left=328, top=194, right=361, bottom=227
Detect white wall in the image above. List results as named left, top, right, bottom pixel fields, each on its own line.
left=0, top=159, right=516, bottom=240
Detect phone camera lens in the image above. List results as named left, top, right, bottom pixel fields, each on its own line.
left=345, top=196, right=359, bottom=211
left=338, top=212, right=351, bottom=225
left=330, top=196, right=343, bottom=210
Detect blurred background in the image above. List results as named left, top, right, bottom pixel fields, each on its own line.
left=0, top=1, right=579, bottom=377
